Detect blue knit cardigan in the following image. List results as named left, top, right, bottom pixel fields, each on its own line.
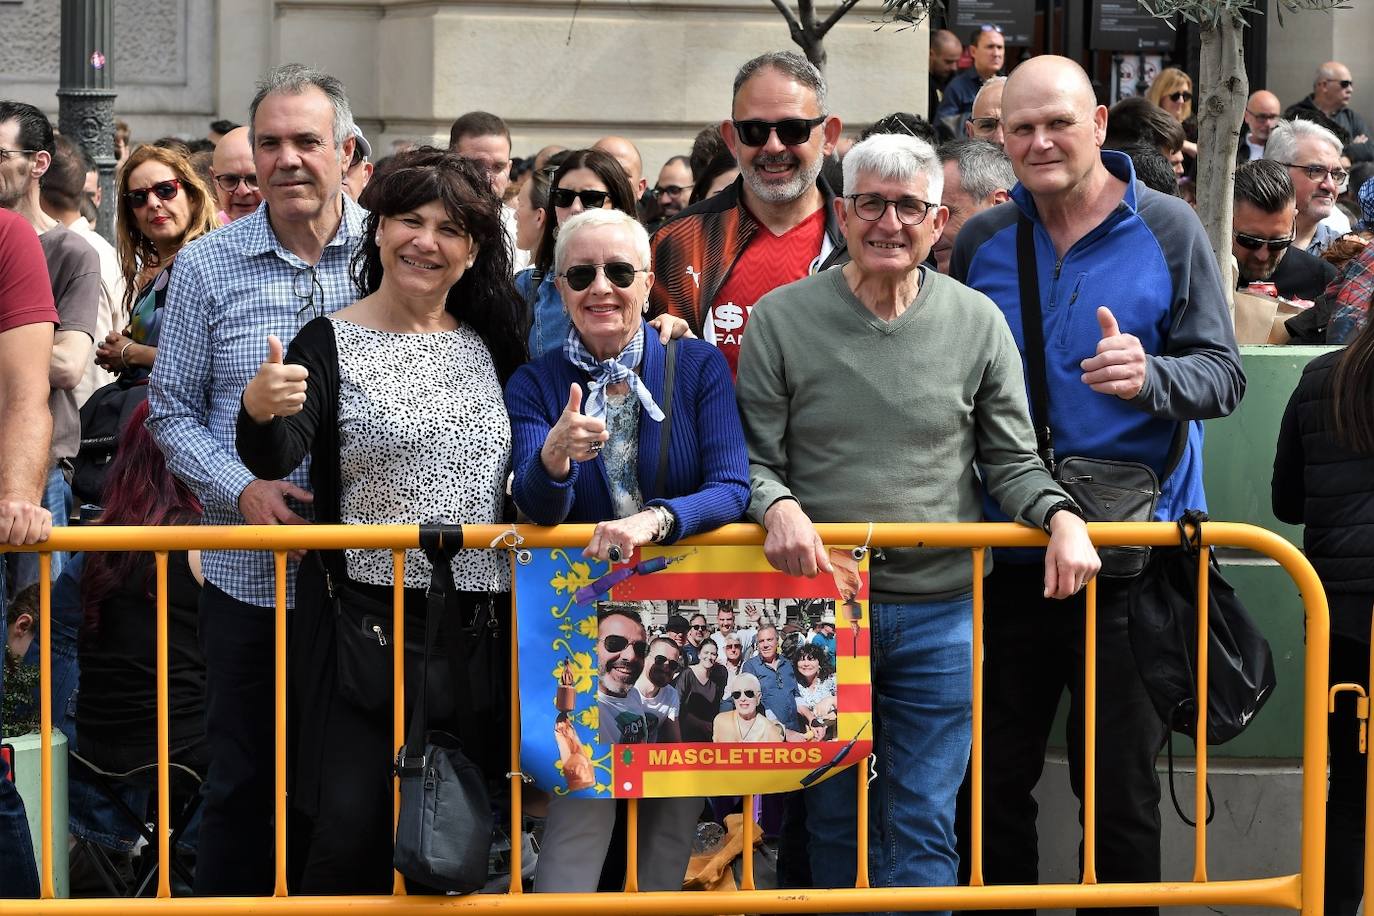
left=504, top=323, right=749, bottom=539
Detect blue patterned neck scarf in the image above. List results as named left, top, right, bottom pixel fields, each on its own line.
left=563, top=323, right=665, bottom=422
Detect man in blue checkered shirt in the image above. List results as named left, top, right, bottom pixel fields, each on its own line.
left=147, top=63, right=365, bottom=895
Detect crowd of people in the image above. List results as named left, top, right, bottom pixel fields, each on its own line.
left=0, top=31, right=1369, bottom=916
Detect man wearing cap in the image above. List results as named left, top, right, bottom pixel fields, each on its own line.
left=809, top=610, right=837, bottom=662
left=665, top=614, right=691, bottom=654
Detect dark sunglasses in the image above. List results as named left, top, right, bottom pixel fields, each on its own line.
left=731, top=689, right=758, bottom=699
left=214, top=173, right=258, bottom=193
left=1167, top=91, right=1193, bottom=103
left=1325, top=78, right=1354, bottom=89
left=551, top=187, right=611, bottom=209
left=125, top=179, right=182, bottom=209
left=1234, top=230, right=1294, bottom=253
left=561, top=261, right=646, bottom=292
left=732, top=116, right=826, bottom=147
left=652, top=655, right=684, bottom=675
left=653, top=185, right=688, bottom=197
left=602, top=634, right=649, bottom=657
left=689, top=624, right=708, bottom=632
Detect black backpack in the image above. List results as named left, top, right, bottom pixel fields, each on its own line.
left=71, top=377, right=148, bottom=507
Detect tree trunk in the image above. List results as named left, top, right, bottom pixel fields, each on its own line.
left=1193, top=17, right=1248, bottom=300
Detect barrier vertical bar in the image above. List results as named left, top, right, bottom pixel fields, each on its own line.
left=624, top=798, right=640, bottom=892
left=38, top=552, right=53, bottom=899
left=741, top=794, right=756, bottom=890
left=273, top=550, right=288, bottom=897
left=1193, top=546, right=1210, bottom=882
left=154, top=551, right=171, bottom=897
left=969, top=547, right=986, bottom=886
left=1299, top=550, right=1330, bottom=916
left=392, top=550, right=406, bottom=896
left=1082, top=576, right=1098, bottom=885
left=508, top=550, right=524, bottom=894
left=856, top=750, right=870, bottom=888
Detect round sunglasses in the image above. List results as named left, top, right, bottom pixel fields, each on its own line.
left=601, top=634, right=649, bottom=657
left=560, top=261, right=648, bottom=292
left=125, top=178, right=182, bottom=209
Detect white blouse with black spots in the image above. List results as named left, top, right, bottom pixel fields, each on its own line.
left=333, top=318, right=511, bottom=591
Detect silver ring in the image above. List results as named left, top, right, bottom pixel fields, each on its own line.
left=588, top=441, right=604, bottom=453
left=608, top=544, right=623, bottom=563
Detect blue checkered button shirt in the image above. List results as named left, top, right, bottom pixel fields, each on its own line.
left=148, top=197, right=367, bottom=607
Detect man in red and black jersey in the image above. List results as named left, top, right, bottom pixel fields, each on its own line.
left=648, top=51, right=848, bottom=378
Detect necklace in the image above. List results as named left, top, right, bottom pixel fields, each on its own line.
left=735, top=712, right=764, bottom=742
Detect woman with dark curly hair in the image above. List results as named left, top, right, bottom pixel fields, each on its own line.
left=791, top=641, right=837, bottom=741
left=236, top=147, right=526, bottom=893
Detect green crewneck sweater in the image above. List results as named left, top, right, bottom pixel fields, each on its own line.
left=737, top=266, right=1067, bottom=602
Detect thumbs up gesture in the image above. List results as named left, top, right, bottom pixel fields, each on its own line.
left=242, top=335, right=310, bottom=423
left=1078, top=306, right=1147, bottom=400
left=539, top=383, right=609, bottom=481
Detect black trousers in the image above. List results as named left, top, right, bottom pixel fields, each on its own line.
left=194, top=581, right=276, bottom=896
left=955, top=562, right=1169, bottom=916
left=1327, top=633, right=1369, bottom=916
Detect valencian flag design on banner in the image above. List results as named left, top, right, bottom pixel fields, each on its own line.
left=515, top=544, right=873, bottom=798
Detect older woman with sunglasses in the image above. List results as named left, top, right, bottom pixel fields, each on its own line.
left=1145, top=67, right=1199, bottom=174
left=712, top=673, right=784, bottom=742
left=94, top=145, right=219, bottom=378
left=506, top=206, right=749, bottom=894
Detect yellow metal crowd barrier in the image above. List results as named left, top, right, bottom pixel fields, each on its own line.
left=1, top=521, right=1331, bottom=914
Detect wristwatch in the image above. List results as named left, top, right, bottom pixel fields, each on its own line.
left=1042, top=499, right=1084, bottom=534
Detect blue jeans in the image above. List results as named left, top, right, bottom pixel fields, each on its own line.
left=1, top=559, right=41, bottom=898
left=6, top=468, right=71, bottom=601
left=803, top=595, right=973, bottom=914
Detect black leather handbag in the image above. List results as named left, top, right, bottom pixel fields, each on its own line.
left=392, top=527, right=493, bottom=894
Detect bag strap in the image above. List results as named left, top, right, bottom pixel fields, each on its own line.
left=398, top=524, right=463, bottom=771
left=1016, top=215, right=1055, bottom=473
left=653, top=337, right=679, bottom=501
left=1018, top=214, right=1189, bottom=480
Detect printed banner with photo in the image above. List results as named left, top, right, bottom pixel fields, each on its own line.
left=515, top=544, right=873, bottom=799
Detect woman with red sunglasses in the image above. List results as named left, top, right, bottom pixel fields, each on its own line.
left=94, top=145, right=218, bottom=378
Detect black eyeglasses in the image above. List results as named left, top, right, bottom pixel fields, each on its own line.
left=1280, top=162, right=1350, bottom=188
left=125, top=179, right=182, bottom=209
left=1324, top=78, right=1355, bottom=89
left=292, top=265, right=325, bottom=326
left=731, top=689, right=757, bottom=699
left=731, top=116, right=826, bottom=147
left=551, top=188, right=611, bottom=209
left=653, top=185, right=688, bottom=197
left=214, top=173, right=259, bottom=193
left=845, top=192, right=937, bottom=226
left=601, top=634, right=649, bottom=657
left=1234, top=230, right=1294, bottom=252
left=561, top=261, right=647, bottom=292
left=968, top=117, right=1002, bottom=134
left=0, top=147, right=39, bottom=162
left=1167, top=91, right=1193, bottom=103
left=652, top=655, right=683, bottom=675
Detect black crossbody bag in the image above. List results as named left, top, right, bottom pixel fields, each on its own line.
left=1015, top=215, right=1185, bottom=577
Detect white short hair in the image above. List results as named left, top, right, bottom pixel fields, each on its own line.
left=1264, top=118, right=1343, bottom=165
left=553, top=208, right=651, bottom=276
left=841, top=132, right=944, bottom=203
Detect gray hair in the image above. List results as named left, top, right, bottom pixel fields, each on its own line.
left=553, top=208, right=651, bottom=277
left=733, top=51, right=827, bottom=116
left=1264, top=118, right=1342, bottom=165
left=842, top=133, right=944, bottom=202
left=249, top=63, right=354, bottom=150
left=1233, top=159, right=1295, bottom=213
left=938, top=139, right=1015, bottom=201
left=972, top=76, right=1007, bottom=110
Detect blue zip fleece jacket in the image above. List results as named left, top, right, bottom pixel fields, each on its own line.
left=950, top=151, right=1245, bottom=530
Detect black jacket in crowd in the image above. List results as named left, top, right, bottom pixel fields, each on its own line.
left=1272, top=349, right=1374, bottom=641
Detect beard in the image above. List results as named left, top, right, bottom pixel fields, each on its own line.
left=742, top=151, right=822, bottom=204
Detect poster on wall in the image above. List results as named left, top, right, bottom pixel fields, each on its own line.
left=515, top=544, right=874, bottom=799
left=947, top=0, right=1035, bottom=45
left=1091, top=2, right=1177, bottom=52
